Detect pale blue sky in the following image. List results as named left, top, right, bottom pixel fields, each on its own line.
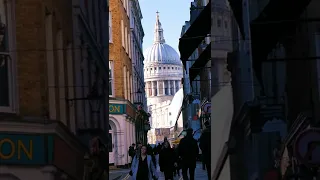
left=139, top=0, right=193, bottom=54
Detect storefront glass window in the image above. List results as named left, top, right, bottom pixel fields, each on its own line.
left=0, top=0, right=9, bottom=107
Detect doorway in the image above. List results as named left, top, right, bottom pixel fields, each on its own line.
left=109, top=124, right=115, bottom=165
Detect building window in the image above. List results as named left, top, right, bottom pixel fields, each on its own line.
left=224, top=20, right=228, bottom=29
left=128, top=33, right=131, bottom=58
left=217, top=19, right=222, bottom=27
left=0, top=0, right=13, bottom=110
left=125, top=27, right=128, bottom=53
left=109, top=11, right=112, bottom=43
left=123, top=0, right=127, bottom=10
left=121, top=20, right=124, bottom=47
left=109, top=61, right=114, bottom=96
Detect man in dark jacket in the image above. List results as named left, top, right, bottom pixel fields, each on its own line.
left=178, top=128, right=199, bottom=180
left=199, top=124, right=211, bottom=180
left=128, top=143, right=135, bottom=164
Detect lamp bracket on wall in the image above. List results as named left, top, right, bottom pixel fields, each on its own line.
left=65, top=80, right=104, bottom=113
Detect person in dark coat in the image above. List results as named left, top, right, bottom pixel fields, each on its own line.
left=172, top=144, right=181, bottom=177
left=178, top=128, right=199, bottom=180
left=159, top=141, right=176, bottom=180
left=129, top=143, right=136, bottom=164
left=147, top=144, right=157, bottom=168
left=135, top=142, right=142, bottom=157
left=199, top=124, right=211, bottom=180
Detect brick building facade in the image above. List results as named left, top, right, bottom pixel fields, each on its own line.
left=109, top=0, right=147, bottom=166
left=0, top=0, right=109, bottom=179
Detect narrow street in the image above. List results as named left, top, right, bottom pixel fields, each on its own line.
left=109, top=169, right=130, bottom=180
left=117, top=161, right=208, bottom=180
left=157, top=162, right=207, bottom=180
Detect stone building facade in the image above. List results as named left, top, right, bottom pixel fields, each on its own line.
left=144, top=13, right=184, bottom=144
left=129, top=0, right=149, bottom=145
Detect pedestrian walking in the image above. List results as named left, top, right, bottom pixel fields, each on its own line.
left=199, top=123, right=211, bottom=180
left=159, top=141, right=176, bottom=180
left=129, top=145, right=159, bottom=180
left=135, top=142, right=142, bottom=157
left=129, top=143, right=136, bottom=164
left=178, top=128, right=199, bottom=180
left=147, top=144, right=157, bottom=168
left=172, top=144, right=181, bottom=177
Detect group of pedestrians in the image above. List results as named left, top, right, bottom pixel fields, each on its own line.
left=127, top=126, right=211, bottom=180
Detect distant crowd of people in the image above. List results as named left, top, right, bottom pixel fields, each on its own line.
left=127, top=125, right=211, bottom=180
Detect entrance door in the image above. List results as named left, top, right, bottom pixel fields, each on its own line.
left=109, top=125, right=115, bottom=164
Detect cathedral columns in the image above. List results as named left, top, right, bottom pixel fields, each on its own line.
left=176, top=80, right=180, bottom=90
left=168, top=80, right=171, bottom=95
left=156, top=81, right=159, bottom=96
left=152, top=81, right=156, bottom=96
left=173, top=80, right=176, bottom=94
left=162, top=81, right=165, bottom=95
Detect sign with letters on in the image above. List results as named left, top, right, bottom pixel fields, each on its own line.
left=0, top=134, right=53, bottom=165
left=109, top=104, right=125, bottom=114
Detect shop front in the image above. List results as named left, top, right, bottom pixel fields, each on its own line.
left=0, top=121, right=86, bottom=180
left=108, top=100, right=137, bottom=167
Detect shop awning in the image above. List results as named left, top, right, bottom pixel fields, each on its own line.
left=168, top=88, right=184, bottom=127
left=250, top=0, right=312, bottom=87
left=179, top=0, right=211, bottom=67
left=189, top=43, right=211, bottom=82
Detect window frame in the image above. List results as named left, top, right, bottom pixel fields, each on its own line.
left=109, top=60, right=114, bottom=97
left=121, top=20, right=124, bottom=47
left=125, top=26, right=128, bottom=53
left=109, top=11, right=112, bottom=43
left=217, top=19, right=222, bottom=27
left=0, top=0, right=17, bottom=113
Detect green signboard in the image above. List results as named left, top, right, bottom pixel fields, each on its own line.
left=0, top=134, right=53, bottom=165
left=109, top=104, right=125, bottom=114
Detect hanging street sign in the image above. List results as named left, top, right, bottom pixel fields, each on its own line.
left=294, top=128, right=320, bottom=167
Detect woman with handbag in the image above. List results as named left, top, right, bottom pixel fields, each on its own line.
left=130, top=145, right=159, bottom=180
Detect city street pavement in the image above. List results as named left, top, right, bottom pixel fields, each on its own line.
left=109, top=169, right=130, bottom=180
left=157, top=162, right=208, bottom=180
left=119, top=160, right=208, bottom=180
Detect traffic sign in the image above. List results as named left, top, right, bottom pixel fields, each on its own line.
left=294, top=128, right=320, bottom=167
